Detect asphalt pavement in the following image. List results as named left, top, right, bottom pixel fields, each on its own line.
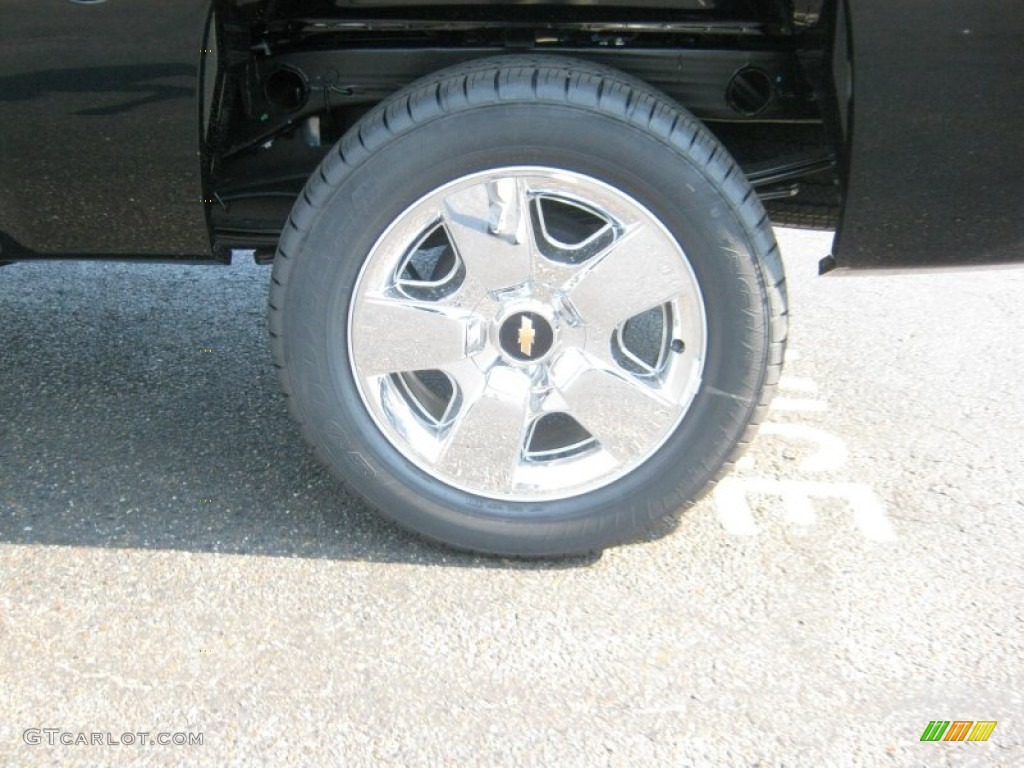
left=0, top=229, right=1021, bottom=766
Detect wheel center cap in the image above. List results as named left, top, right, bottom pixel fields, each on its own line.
left=498, top=311, right=554, bottom=362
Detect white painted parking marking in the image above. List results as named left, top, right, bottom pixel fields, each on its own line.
left=718, top=366, right=897, bottom=542
left=714, top=477, right=896, bottom=542
left=758, top=423, right=848, bottom=472
left=777, top=375, right=819, bottom=393
left=769, top=397, right=829, bottom=412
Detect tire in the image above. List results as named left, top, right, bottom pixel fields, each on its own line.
left=269, top=55, right=787, bottom=556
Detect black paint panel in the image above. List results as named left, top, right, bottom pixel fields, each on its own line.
left=0, top=0, right=210, bottom=259
left=835, top=0, right=1024, bottom=268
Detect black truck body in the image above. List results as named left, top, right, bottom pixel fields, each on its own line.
left=1, top=1, right=1021, bottom=270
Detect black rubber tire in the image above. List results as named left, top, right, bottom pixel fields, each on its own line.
left=269, top=55, right=787, bottom=556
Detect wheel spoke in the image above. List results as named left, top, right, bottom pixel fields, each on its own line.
left=352, top=296, right=477, bottom=377
left=566, top=224, right=689, bottom=330
left=438, top=367, right=532, bottom=493
left=552, top=350, right=682, bottom=465
left=442, top=178, right=533, bottom=293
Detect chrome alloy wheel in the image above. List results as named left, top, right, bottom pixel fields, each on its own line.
left=349, top=167, right=707, bottom=501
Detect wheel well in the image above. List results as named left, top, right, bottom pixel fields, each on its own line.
left=205, top=1, right=841, bottom=259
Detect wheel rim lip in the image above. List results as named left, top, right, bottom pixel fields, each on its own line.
left=347, top=165, right=708, bottom=503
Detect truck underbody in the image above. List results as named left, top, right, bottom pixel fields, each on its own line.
left=206, top=1, right=842, bottom=261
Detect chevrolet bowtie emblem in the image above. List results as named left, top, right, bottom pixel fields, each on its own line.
left=518, top=316, right=536, bottom=356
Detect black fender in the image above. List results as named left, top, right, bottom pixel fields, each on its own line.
left=833, top=0, right=1024, bottom=269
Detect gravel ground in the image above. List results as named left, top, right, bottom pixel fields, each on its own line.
left=0, top=229, right=1021, bottom=767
